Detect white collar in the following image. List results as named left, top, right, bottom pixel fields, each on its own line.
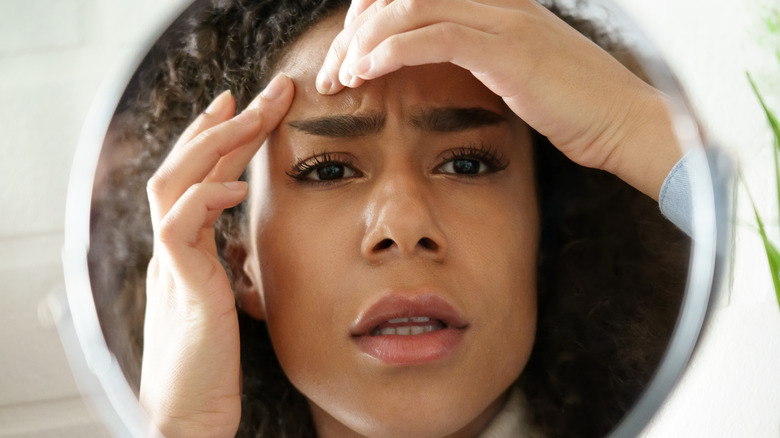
left=478, top=387, right=544, bottom=438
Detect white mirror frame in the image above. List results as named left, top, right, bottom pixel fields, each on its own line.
left=61, top=1, right=731, bottom=436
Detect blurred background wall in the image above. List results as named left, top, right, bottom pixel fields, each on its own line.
left=0, top=0, right=778, bottom=436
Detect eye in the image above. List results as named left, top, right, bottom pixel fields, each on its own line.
left=435, top=144, right=508, bottom=176
left=438, top=158, right=487, bottom=175
left=307, top=163, right=357, bottom=181
left=286, top=152, right=362, bottom=185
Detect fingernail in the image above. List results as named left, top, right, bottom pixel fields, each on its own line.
left=340, top=70, right=353, bottom=87
left=261, top=73, right=287, bottom=99
left=233, top=107, right=260, bottom=125
left=350, top=55, right=372, bottom=78
left=223, top=181, right=248, bottom=191
left=205, top=89, right=232, bottom=114
left=316, top=70, right=333, bottom=94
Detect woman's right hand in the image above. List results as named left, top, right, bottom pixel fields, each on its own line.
left=140, top=74, right=294, bottom=438
left=317, top=0, right=682, bottom=201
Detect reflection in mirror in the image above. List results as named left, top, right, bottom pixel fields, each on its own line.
left=83, top=0, right=698, bottom=436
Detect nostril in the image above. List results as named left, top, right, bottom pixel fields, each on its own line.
left=373, top=238, right=394, bottom=252
left=418, top=237, right=439, bottom=251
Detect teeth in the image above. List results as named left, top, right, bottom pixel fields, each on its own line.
left=388, top=317, right=409, bottom=324
left=387, top=316, right=431, bottom=324
left=373, top=324, right=440, bottom=336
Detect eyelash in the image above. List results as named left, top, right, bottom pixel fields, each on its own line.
left=436, top=143, right=509, bottom=176
left=286, top=143, right=508, bottom=185
left=285, top=152, right=361, bottom=185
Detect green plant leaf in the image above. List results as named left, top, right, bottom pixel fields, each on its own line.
left=746, top=73, right=780, bottom=142
left=746, top=72, right=780, bottom=307
left=752, top=194, right=780, bottom=305
left=747, top=73, right=780, bottom=228
left=773, top=110, right=780, bottom=230
left=742, top=169, right=780, bottom=307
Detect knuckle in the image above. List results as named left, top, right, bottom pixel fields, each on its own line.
left=156, top=216, right=178, bottom=246
left=436, top=23, right=457, bottom=54
left=146, top=173, right=168, bottom=198
left=352, top=28, right=370, bottom=54
left=382, top=35, right=402, bottom=59
left=190, top=128, right=215, bottom=147
left=182, top=182, right=204, bottom=199
left=398, top=0, right=423, bottom=17
left=179, top=123, right=198, bottom=141
left=328, top=38, right=348, bottom=63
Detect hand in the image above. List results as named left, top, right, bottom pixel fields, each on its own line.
left=317, top=0, right=681, bottom=199
left=140, top=74, right=294, bottom=438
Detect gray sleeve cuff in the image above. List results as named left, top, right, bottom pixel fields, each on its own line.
left=659, top=151, right=693, bottom=237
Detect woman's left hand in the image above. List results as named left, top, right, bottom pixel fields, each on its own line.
left=316, top=0, right=682, bottom=200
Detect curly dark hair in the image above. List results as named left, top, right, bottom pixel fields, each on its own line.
left=87, top=1, right=690, bottom=437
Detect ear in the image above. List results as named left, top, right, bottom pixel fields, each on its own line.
left=224, top=240, right=265, bottom=321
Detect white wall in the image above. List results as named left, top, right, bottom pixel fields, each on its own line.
left=612, top=0, right=780, bottom=436
left=0, top=1, right=189, bottom=436
left=0, top=0, right=778, bottom=436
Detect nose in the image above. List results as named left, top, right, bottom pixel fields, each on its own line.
left=360, top=173, right=448, bottom=264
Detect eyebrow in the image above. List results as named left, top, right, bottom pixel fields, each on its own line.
left=287, top=113, right=386, bottom=137
left=287, top=107, right=505, bottom=138
left=410, top=107, right=506, bottom=132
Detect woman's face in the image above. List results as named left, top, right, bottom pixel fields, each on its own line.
left=245, top=13, right=539, bottom=438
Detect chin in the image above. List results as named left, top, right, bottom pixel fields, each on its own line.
left=309, top=386, right=508, bottom=438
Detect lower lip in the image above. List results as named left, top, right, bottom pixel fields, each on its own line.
left=353, top=328, right=466, bottom=365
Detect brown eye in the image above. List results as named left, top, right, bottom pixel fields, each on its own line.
left=438, top=158, right=486, bottom=175
left=287, top=152, right=362, bottom=184
left=308, top=164, right=356, bottom=181
left=434, top=144, right=508, bottom=177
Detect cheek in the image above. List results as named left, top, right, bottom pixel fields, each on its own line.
left=252, top=186, right=362, bottom=377
left=445, top=170, right=539, bottom=369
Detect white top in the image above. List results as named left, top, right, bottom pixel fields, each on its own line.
left=478, top=388, right=545, bottom=438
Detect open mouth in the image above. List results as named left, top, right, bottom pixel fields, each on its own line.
left=350, top=294, right=468, bottom=365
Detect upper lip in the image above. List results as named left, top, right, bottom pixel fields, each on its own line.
left=349, top=293, right=469, bottom=337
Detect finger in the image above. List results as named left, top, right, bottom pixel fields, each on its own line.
left=157, top=181, right=247, bottom=252
left=156, top=181, right=247, bottom=290
left=344, top=0, right=377, bottom=27
left=157, top=93, right=234, bottom=242
left=204, top=73, right=295, bottom=184
left=316, top=0, right=389, bottom=94
left=148, top=74, right=293, bottom=226
left=147, top=106, right=261, bottom=226
left=337, top=0, right=495, bottom=87
left=173, top=90, right=235, bottom=151
left=349, top=23, right=493, bottom=84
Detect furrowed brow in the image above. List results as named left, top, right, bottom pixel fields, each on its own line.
left=411, top=107, right=506, bottom=132
left=288, top=113, right=386, bottom=137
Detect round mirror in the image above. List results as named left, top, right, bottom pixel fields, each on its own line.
left=62, top=0, right=731, bottom=437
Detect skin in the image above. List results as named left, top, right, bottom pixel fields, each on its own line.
left=141, top=80, right=295, bottom=437
left=140, top=2, right=683, bottom=437
left=244, top=13, right=538, bottom=438
left=317, top=0, right=682, bottom=200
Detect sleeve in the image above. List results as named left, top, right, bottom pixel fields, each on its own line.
left=658, top=150, right=694, bottom=237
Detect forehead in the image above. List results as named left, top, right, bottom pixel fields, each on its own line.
left=274, top=12, right=509, bottom=120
